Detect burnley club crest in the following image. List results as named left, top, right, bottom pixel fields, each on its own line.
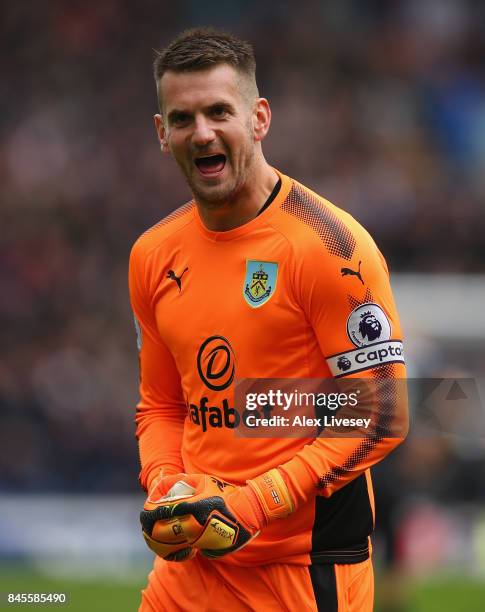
left=243, top=260, right=278, bottom=308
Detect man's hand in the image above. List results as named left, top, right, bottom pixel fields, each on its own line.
left=141, top=472, right=199, bottom=561
left=140, top=469, right=294, bottom=560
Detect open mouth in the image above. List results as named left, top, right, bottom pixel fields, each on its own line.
left=194, top=154, right=226, bottom=176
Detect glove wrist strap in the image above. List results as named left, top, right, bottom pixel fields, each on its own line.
left=247, top=468, right=295, bottom=523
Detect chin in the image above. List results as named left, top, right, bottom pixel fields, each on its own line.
left=197, top=190, right=232, bottom=206
left=191, top=179, right=235, bottom=205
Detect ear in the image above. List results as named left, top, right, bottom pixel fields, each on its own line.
left=252, top=98, right=271, bottom=143
left=154, top=114, right=170, bottom=153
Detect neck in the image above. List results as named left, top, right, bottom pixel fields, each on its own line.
left=196, top=159, right=279, bottom=231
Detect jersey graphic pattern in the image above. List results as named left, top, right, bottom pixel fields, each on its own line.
left=317, top=363, right=399, bottom=491
left=348, top=288, right=374, bottom=310
left=142, top=201, right=194, bottom=237
left=282, top=183, right=356, bottom=260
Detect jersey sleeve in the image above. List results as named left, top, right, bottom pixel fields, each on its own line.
left=279, top=222, right=408, bottom=508
left=129, top=241, right=187, bottom=491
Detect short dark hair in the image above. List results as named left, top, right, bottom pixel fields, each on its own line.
left=154, top=27, right=256, bottom=80
left=153, top=28, right=257, bottom=109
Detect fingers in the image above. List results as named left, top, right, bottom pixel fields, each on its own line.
left=165, top=548, right=196, bottom=562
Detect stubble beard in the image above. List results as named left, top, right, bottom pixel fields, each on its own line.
left=186, top=148, right=255, bottom=209
left=188, top=165, right=239, bottom=208
left=184, top=122, right=256, bottom=209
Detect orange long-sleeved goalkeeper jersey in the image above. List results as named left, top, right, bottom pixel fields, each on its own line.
left=129, top=170, right=407, bottom=567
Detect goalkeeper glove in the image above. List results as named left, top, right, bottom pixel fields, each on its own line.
left=140, top=469, right=294, bottom=560
left=141, top=472, right=199, bottom=561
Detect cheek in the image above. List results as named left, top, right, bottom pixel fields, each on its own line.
left=229, top=126, right=254, bottom=160
left=168, top=139, right=189, bottom=164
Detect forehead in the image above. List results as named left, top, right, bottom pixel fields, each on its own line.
left=160, top=64, right=243, bottom=113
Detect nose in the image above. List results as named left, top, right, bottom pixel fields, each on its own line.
left=192, top=115, right=215, bottom=147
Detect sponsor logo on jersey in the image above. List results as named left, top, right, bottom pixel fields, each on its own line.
left=210, top=477, right=228, bottom=491
left=337, top=355, right=352, bottom=371
left=192, top=335, right=239, bottom=431
left=243, top=260, right=278, bottom=308
left=133, top=314, right=142, bottom=351
left=189, top=397, right=241, bottom=432
left=327, top=340, right=405, bottom=377
left=167, top=266, right=188, bottom=292
left=191, top=334, right=285, bottom=433
left=341, top=260, right=364, bottom=285
left=197, top=335, right=235, bottom=391
left=347, top=303, right=391, bottom=347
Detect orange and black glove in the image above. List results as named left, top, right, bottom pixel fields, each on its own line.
left=140, top=469, right=294, bottom=560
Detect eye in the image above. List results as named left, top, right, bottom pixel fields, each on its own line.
left=210, top=105, right=228, bottom=119
left=171, top=112, right=191, bottom=127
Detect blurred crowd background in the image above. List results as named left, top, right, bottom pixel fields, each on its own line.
left=1, top=0, right=485, bottom=607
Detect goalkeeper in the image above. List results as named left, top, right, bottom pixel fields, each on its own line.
left=129, top=27, right=408, bottom=611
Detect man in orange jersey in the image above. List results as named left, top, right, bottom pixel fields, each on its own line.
left=129, top=27, right=407, bottom=611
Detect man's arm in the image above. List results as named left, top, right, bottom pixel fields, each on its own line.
left=129, top=241, right=186, bottom=492
left=278, top=228, right=408, bottom=509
